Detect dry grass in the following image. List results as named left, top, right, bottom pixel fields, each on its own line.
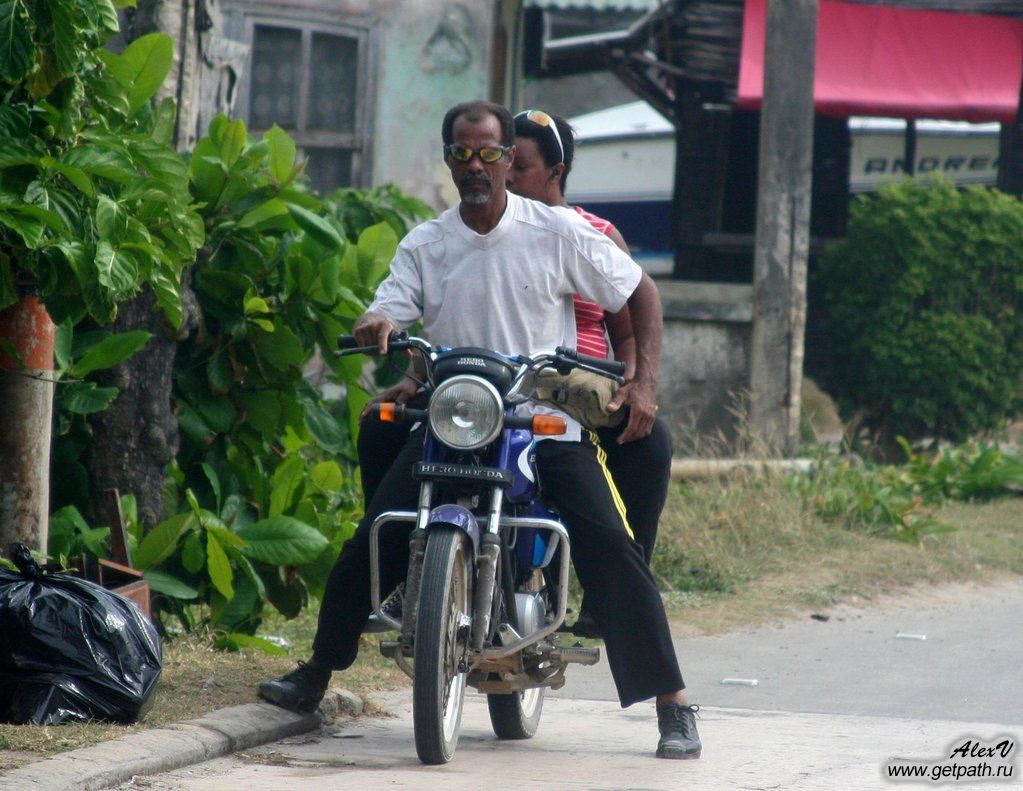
left=655, top=472, right=1023, bottom=636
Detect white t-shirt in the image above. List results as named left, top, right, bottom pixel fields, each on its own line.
left=368, top=191, right=643, bottom=440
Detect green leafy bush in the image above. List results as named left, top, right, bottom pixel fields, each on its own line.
left=9, top=2, right=434, bottom=639
left=0, top=3, right=201, bottom=326
left=139, top=118, right=431, bottom=635
left=820, top=179, right=1023, bottom=448
left=791, top=440, right=1023, bottom=543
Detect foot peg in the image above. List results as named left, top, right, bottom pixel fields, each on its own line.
left=550, top=645, right=601, bottom=665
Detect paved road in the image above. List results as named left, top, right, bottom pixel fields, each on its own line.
left=119, top=579, right=1023, bottom=790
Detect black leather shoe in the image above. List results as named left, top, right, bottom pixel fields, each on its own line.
left=258, top=660, right=331, bottom=713
left=656, top=702, right=702, bottom=759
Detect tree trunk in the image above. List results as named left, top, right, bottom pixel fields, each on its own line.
left=85, top=0, right=204, bottom=529
left=87, top=284, right=199, bottom=528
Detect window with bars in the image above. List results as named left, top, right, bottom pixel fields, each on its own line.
left=246, top=21, right=366, bottom=194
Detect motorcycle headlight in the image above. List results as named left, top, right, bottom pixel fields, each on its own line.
left=428, top=375, right=504, bottom=451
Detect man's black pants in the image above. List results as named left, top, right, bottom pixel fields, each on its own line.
left=314, top=431, right=684, bottom=708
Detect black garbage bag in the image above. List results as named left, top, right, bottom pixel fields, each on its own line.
left=0, top=543, right=162, bottom=725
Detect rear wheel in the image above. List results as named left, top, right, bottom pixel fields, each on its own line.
left=487, top=687, right=545, bottom=739
left=413, top=528, right=472, bottom=764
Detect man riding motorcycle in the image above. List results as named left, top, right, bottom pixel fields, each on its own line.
left=258, top=100, right=701, bottom=761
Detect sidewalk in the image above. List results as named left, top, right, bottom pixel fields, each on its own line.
left=0, top=689, right=361, bottom=791
left=9, top=689, right=1017, bottom=791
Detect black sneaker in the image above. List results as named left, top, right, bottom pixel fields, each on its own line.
left=258, top=660, right=331, bottom=713
left=656, top=702, right=702, bottom=759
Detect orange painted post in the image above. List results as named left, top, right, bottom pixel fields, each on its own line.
left=0, top=293, right=56, bottom=555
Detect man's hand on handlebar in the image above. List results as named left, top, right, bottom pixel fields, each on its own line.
left=360, top=377, right=421, bottom=420
left=353, top=311, right=397, bottom=354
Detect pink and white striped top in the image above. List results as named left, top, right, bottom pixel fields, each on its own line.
left=572, top=206, right=620, bottom=359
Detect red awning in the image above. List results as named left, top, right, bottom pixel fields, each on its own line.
left=738, top=0, right=1023, bottom=123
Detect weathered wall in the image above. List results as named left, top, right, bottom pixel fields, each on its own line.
left=219, top=0, right=496, bottom=210
left=374, top=1, right=495, bottom=209
left=656, top=281, right=752, bottom=453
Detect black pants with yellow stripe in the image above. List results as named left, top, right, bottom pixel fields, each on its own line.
left=534, top=434, right=685, bottom=707
left=314, top=431, right=685, bottom=708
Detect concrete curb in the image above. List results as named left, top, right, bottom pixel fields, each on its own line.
left=0, top=688, right=362, bottom=791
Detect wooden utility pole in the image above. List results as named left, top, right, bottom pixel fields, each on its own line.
left=0, top=295, right=56, bottom=554
left=749, top=0, right=818, bottom=455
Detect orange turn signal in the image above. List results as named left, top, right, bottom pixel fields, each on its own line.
left=531, top=415, right=567, bottom=435
left=378, top=403, right=400, bottom=422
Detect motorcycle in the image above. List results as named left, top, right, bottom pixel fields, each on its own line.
left=337, top=332, right=626, bottom=764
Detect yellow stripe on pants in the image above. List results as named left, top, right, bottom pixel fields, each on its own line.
left=587, top=429, right=633, bottom=539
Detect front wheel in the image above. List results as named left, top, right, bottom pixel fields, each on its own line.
left=487, top=687, right=545, bottom=739
left=413, top=527, right=472, bottom=764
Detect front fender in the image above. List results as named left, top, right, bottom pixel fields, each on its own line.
left=427, top=504, right=481, bottom=555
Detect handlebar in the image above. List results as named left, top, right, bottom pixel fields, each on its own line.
left=554, top=346, right=627, bottom=379
left=339, top=332, right=627, bottom=393
left=336, top=331, right=412, bottom=356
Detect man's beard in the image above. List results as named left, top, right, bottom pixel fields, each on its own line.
left=459, top=174, right=493, bottom=206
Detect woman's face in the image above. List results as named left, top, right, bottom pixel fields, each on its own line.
left=506, top=136, right=555, bottom=204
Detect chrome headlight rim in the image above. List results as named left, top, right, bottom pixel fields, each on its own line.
left=428, top=375, right=505, bottom=451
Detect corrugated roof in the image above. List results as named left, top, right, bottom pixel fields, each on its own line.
left=524, top=0, right=662, bottom=11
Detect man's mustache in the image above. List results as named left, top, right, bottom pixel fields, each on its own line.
left=460, top=173, right=492, bottom=189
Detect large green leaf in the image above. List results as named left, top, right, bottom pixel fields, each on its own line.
left=237, top=516, right=329, bottom=565
left=269, top=455, right=305, bottom=517
left=250, top=324, right=306, bottom=370
left=0, top=208, right=44, bottom=248
left=0, top=0, right=34, bottom=84
left=0, top=103, right=29, bottom=137
left=61, top=144, right=135, bottom=183
left=150, top=96, right=176, bottom=145
left=134, top=512, right=198, bottom=569
left=206, top=531, right=234, bottom=600
left=219, top=118, right=247, bottom=168
left=95, top=195, right=128, bottom=242
left=308, top=460, right=345, bottom=494
left=53, top=318, right=72, bottom=370
left=67, top=330, right=150, bottom=377
left=287, top=203, right=344, bottom=252
left=239, top=390, right=281, bottom=439
left=357, top=222, right=398, bottom=286
left=151, top=262, right=184, bottom=328
left=344, top=383, right=371, bottom=443
left=213, top=575, right=258, bottom=630
left=98, top=33, right=173, bottom=113
left=180, top=532, right=205, bottom=574
left=129, top=137, right=189, bottom=193
left=238, top=197, right=289, bottom=229
left=189, top=141, right=227, bottom=204
left=215, top=632, right=288, bottom=656
left=94, top=240, right=139, bottom=295
left=49, top=0, right=80, bottom=77
left=90, top=0, right=120, bottom=36
left=26, top=178, right=83, bottom=228
left=61, top=380, right=119, bottom=414
left=264, top=125, right=297, bottom=187
left=303, top=397, right=347, bottom=453
left=143, top=569, right=199, bottom=600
